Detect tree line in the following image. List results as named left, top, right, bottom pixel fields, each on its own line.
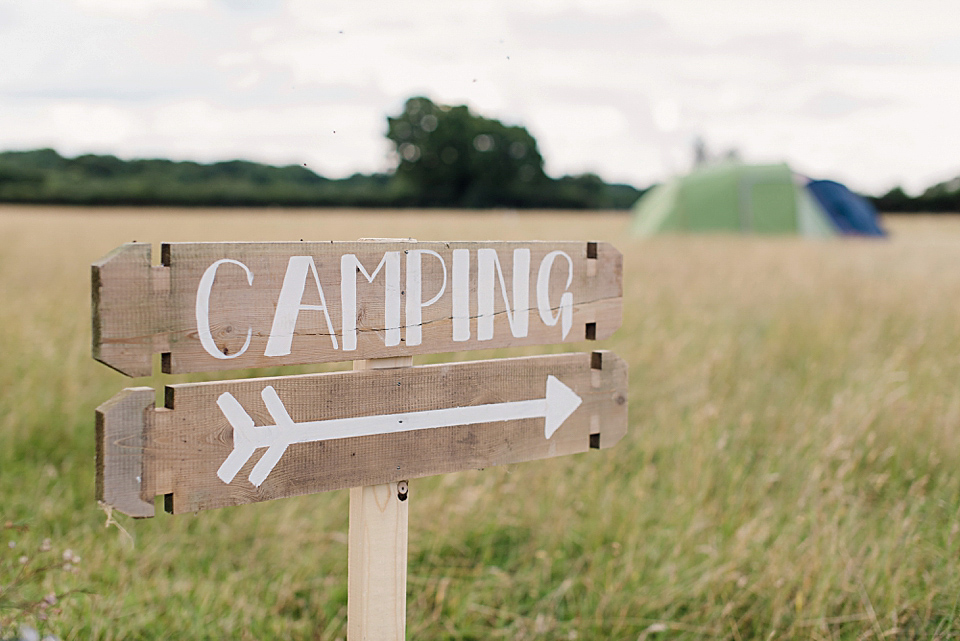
left=870, top=179, right=960, bottom=213
left=0, top=95, right=957, bottom=211
left=0, top=97, right=642, bottom=210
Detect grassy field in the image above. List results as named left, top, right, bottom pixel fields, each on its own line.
left=2, top=206, right=960, bottom=640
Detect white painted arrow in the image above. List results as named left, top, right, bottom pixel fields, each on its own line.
left=216, top=375, right=582, bottom=487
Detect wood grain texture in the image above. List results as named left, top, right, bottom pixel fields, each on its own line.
left=348, top=482, right=408, bottom=641
left=95, top=387, right=156, bottom=518
left=92, top=241, right=622, bottom=377
left=347, top=351, right=413, bottom=640
left=96, top=351, right=628, bottom=516
left=92, top=244, right=165, bottom=377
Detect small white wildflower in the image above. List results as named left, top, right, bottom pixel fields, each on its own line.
left=40, top=538, right=52, bottom=552
left=19, top=555, right=29, bottom=564
left=60, top=549, right=82, bottom=564
left=8, top=540, right=15, bottom=548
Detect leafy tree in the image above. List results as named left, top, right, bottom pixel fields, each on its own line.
left=386, top=96, right=548, bottom=207
left=871, top=186, right=916, bottom=212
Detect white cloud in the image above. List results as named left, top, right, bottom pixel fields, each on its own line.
left=48, top=102, right=138, bottom=147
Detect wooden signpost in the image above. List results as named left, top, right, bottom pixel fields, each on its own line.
left=93, top=239, right=627, bottom=639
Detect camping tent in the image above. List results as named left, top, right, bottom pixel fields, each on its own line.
left=805, top=179, right=885, bottom=236
left=632, top=163, right=885, bottom=237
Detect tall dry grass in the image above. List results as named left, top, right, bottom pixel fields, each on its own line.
left=1, top=206, right=959, bottom=639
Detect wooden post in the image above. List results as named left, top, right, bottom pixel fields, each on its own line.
left=348, top=355, right=413, bottom=640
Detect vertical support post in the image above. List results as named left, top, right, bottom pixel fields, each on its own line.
left=348, top=355, right=413, bottom=641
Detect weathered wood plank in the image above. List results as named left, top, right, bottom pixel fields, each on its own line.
left=92, top=244, right=161, bottom=377
left=92, top=241, right=622, bottom=377
left=96, top=351, right=628, bottom=516
left=95, top=387, right=156, bottom=518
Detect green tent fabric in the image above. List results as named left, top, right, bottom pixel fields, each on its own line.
left=632, top=163, right=836, bottom=237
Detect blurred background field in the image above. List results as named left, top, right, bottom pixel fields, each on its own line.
left=2, top=206, right=960, bottom=640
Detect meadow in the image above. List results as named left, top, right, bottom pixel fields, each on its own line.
left=1, top=206, right=960, bottom=640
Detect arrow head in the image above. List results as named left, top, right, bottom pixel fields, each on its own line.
left=544, top=375, right=582, bottom=439
left=216, top=392, right=260, bottom=484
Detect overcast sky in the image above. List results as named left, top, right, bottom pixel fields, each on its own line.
left=2, top=0, right=958, bottom=194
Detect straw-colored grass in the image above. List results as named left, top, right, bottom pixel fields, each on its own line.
left=2, top=206, right=959, bottom=639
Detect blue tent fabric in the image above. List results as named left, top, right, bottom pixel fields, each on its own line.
left=806, top=180, right=886, bottom=237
